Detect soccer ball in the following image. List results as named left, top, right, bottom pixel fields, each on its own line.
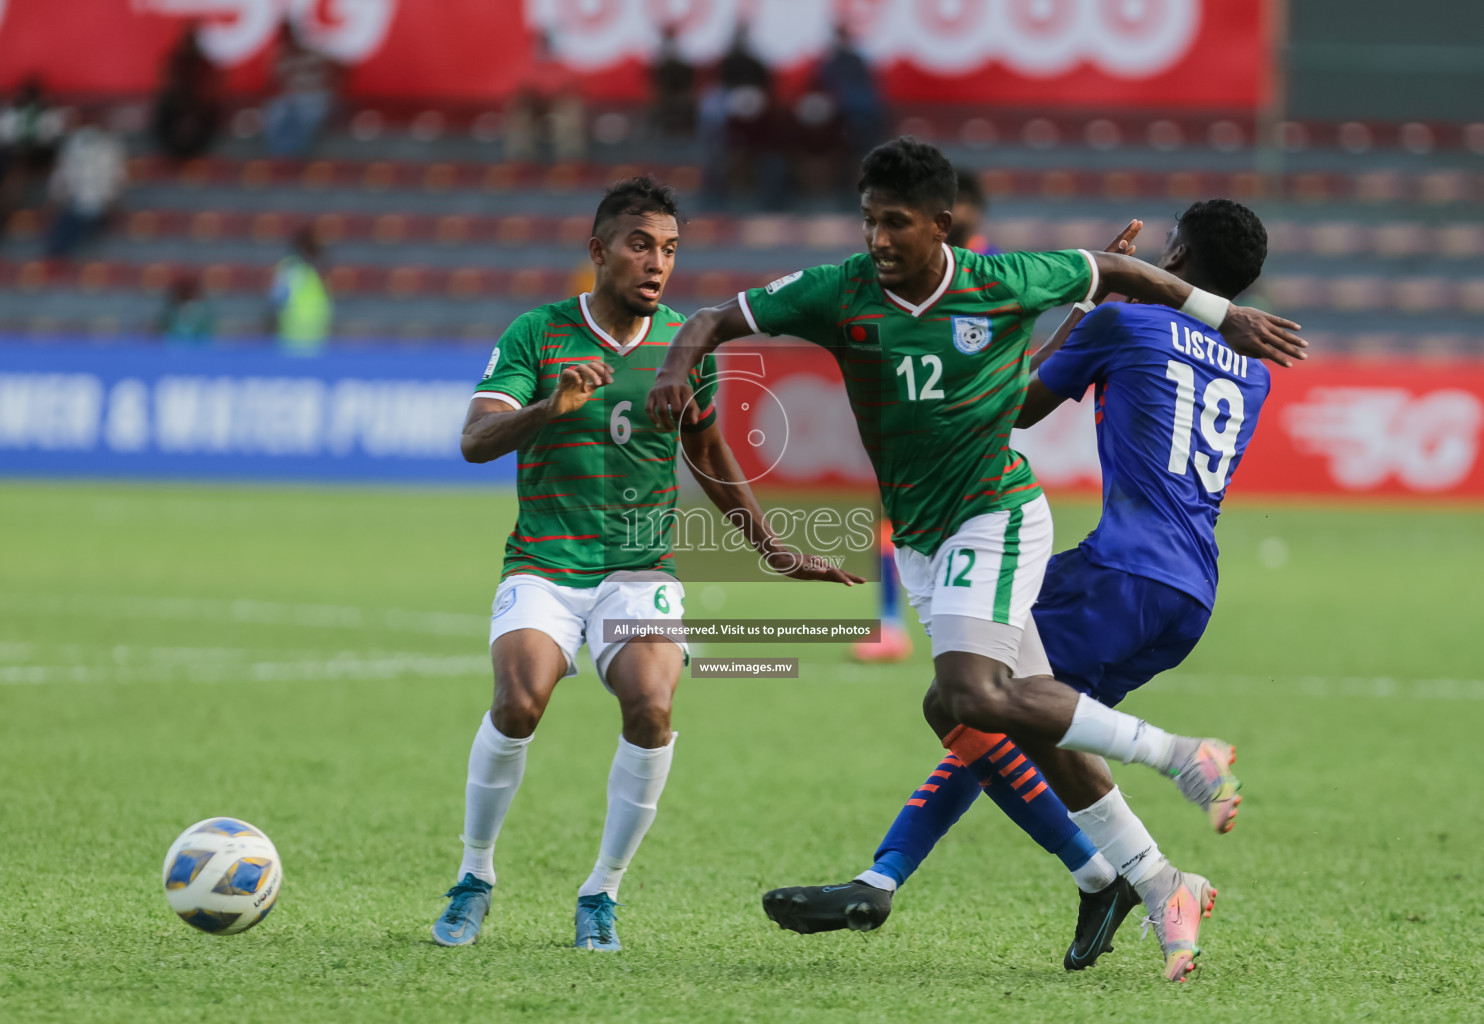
left=162, top=817, right=283, bottom=935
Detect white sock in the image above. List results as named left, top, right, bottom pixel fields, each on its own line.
left=1067, top=786, right=1167, bottom=894
left=1058, top=694, right=1177, bottom=773
left=577, top=733, right=676, bottom=899
left=458, top=714, right=532, bottom=885
left=853, top=869, right=898, bottom=893
left=1070, top=851, right=1119, bottom=894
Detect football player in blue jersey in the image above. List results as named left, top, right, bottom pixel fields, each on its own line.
left=764, top=199, right=1278, bottom=981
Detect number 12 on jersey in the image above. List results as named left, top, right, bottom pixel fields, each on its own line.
left=896, top=355, right=945, bottom=401
left=1164, top=360, right=1245, bottom=494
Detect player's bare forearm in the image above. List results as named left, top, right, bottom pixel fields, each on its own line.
left=679, top=425, right=780, bottom=555
left=1015, top=376, right=1068, bottom=429
left=679, top=425, right=863, bottom=586
left=1029, top=306, right=1087, bottom=374
left=1090, top=251, right=1308, bottom=367
left=460, top=397, right=556, bottom=464
left=1092, top=251, right=1192, bottom=310
left=1016, top=308, right=1084, bottom=428
left=463, top=362, right=612, bottom=463
left=647, top=299, right=755, bottom=431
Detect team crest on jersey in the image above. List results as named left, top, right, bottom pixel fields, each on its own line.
left=765, top=271, right=803, bottom=294
left=952, top=316, right=992, bottom=354
left=483, top=346, right=500, bottom=378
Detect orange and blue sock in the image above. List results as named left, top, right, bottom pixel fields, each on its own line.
left=864, top=727, right=1114, bottom=892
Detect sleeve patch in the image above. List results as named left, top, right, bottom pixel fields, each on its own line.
left=765, top=271, right=804, bottom=294
left=483, top=346, right=500, bottom=378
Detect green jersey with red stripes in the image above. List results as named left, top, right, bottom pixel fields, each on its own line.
left=739, top=245, right=1096, bottom=555
left=474, top=293, right=718, bottom=587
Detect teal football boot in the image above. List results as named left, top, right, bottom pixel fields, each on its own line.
left=430, top=873, right=492, bottom=947
left=574, top=893, right=622, bottom=951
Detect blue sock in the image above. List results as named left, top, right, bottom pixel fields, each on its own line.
left=879, top=535, right=902, bottom=623
left=868, top=753, right=980, bottom=887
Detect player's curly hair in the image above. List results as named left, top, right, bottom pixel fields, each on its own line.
left=592, top=176, right=683, bottom=241
left=1175, top=199, right=1267, bottom=299
left=857, top=137, right=957, bottom=213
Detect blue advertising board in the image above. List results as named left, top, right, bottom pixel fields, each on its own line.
left=0, top=341, right=516, bottom=484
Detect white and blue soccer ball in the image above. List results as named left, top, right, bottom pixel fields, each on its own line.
left=162, top=817, right=283, bottom=935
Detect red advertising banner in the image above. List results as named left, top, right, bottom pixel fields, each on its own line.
left=0, top=0, right=1271, bottom=108
left=1242, top=359, right=1484, bottom=499
left=716, top=353, right=1484, bottom=501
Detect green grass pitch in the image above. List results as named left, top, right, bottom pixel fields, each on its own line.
left=1, top=481, right=1481, bottom=1023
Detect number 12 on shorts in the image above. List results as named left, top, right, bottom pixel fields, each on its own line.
left=943, top=549, right=975, bottom=587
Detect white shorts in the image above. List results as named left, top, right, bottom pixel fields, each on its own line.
left=895, top=494, right=1054, bottom=673
left=488, top=571, right=689, bottom=690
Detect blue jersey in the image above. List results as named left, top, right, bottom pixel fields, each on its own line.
left=1036, top=302, right=1270, bottom=609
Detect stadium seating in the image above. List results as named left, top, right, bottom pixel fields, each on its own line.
left=2, top=107, right=1481, bottom=351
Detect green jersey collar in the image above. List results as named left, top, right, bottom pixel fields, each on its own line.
left=579, top=292, right=651, bottom=355
left=882, top=243, right=956, bottom=319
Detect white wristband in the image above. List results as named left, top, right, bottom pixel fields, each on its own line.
left=1072, top=300, right=1096, bottom=314
left=1180, top=288, right=1230, bottom=330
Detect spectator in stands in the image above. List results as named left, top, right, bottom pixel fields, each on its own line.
left=44, top=109, right=127, bottom=260
left=264, top=21, right=340, bottom=159
left=0, top=78, right=66, bottom=219
left=700, top=25, right=780, bottom=206
left=815, top=24, right=883, bottom=162
left=158, top=270, right=216, bottom=344
left=718, top=27, right=770, bottom=92
left=267, top=225, right=333, bottom=353
left=696, top=81, right=729, bottom=206
left=789, top=88, right=846, bottom=201
left=505, top=32, right=586, bottom=163
left=947, top=168, right=999, bottom=255
left=151, top=23, right=224, bottom=162
left=651, top=27, right=696, bottom=139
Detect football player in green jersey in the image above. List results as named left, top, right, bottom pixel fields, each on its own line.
left=431, top=178, right=860, bottom=952
left=647, top=139, right=1306, bottom=975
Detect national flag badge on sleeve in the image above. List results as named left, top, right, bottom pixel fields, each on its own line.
left=839, top=321, right=881, bottom=349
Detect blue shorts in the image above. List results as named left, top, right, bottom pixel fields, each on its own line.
left=1032, top=547, right=1211, bottom=708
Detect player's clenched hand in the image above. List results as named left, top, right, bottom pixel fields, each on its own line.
left=1220, top=305, right=1308, bottom=368
left=550, top=360, right=613, bottom=415
left=646, top=373, right=696, bottom=432
left=763, top=548, right=865, bottom=586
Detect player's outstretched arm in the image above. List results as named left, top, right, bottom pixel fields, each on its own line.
left=1018, top=222, right=1143, bottom=429
left=1028, top=220, right=1141, bottom=376
left=647, top=299, right=756, bottom=431
left=1092, top=251, right=1307, bottom=367
left=679, top=423, right=863, bottom=586
left=461, top=362, right=613, bottom=463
